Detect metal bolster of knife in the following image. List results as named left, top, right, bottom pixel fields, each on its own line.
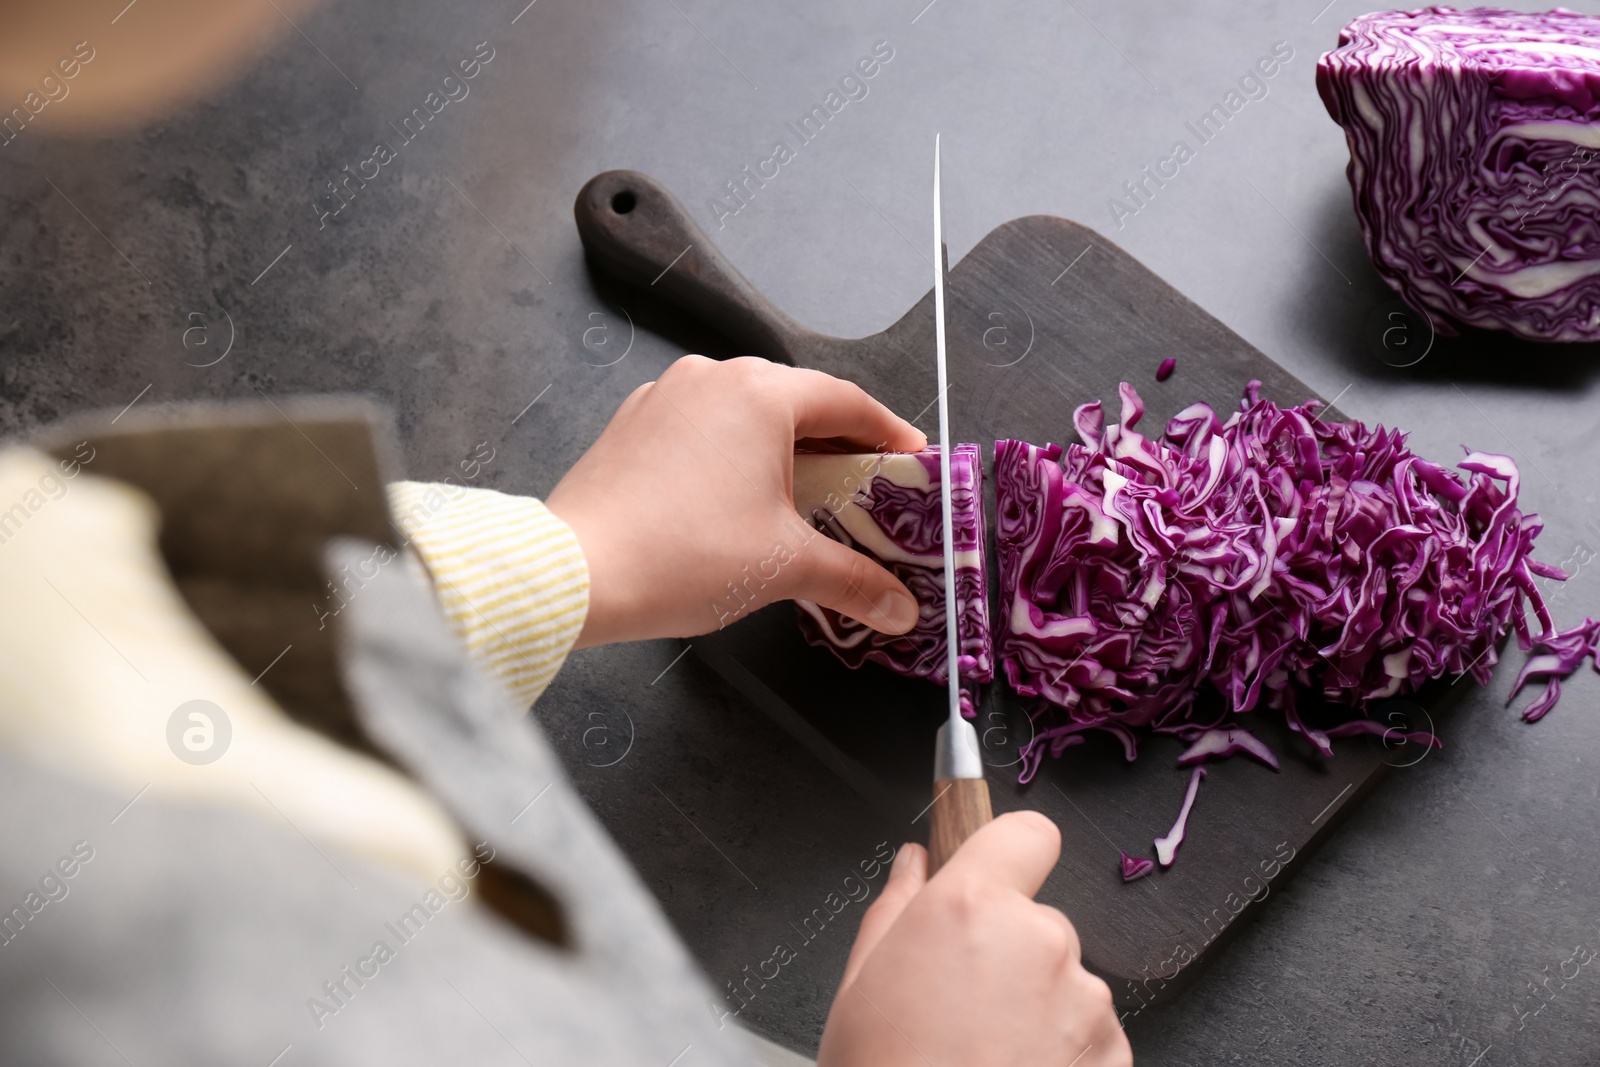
left=934, top=717, right=984, bottom=780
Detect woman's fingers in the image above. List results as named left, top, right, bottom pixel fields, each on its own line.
left=781, top=365, right=928, bottom=453
left=789, top=533, right=919, bottom=634
left=839, top=844, right=926, bottom=987
left=933, top=810, right=1063, bottom=899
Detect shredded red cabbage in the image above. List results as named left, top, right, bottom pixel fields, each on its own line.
left=1156, top=357, right=1176, bottom=382
left=794, top=445, right=993, bottom=711
left=997, top=381, right=1579, bottom=784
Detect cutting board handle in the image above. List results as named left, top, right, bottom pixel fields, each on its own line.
left=574, top=170, right=806, bottom=363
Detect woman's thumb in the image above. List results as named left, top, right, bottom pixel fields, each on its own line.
left=791, top=533, right=920, bottom=635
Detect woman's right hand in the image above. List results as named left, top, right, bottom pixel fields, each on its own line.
left=818, top=811, right=1133, bottom=1067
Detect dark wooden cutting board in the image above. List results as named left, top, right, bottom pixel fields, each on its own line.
left=574, top=169, right=1448, bottom=1010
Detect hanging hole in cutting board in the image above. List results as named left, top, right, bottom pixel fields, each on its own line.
left=611, top=190, right=637, bottom=214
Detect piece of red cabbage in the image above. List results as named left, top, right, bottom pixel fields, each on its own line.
left=1318, top=7, right=1600, bottom=340
left=1156, top=357, right=1176, bottom=382
left=1321, top=717, right=1443, bottom=750
left=997, top=381, right=1570, bottom=783
left=1178, top=727, right=1280, bottom=770
left=1510, top=615, right=1600, bottom=721
left=1155, top=766, right=1206, bottom=867
left=794, top=445, right=993, bottom=713
left=1120, top=851, right=1155, bottom=882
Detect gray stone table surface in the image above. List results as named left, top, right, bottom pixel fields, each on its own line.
left=4, top=0, right=1599, bottom=1062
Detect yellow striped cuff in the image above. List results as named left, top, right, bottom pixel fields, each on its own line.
left=386, top=481, right=589, bottom=709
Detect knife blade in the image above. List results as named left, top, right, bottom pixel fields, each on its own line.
left=927, top=133, right=992, bottom=875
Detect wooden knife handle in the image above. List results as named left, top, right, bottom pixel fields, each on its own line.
left=928, top=777, right=992, bottom=875
left=573, top=170, right=804, bottom=361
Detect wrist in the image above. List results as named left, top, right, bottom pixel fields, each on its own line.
left=545, top=497, right=623, bottom=648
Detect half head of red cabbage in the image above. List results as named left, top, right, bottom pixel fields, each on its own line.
left=1318, top=7, right=1600, bottom=340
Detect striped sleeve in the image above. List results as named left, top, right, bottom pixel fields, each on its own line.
left=386, top=481, right=589, bottom=708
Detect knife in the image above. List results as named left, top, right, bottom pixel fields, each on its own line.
left=927, top=133, right=992, bottom=876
